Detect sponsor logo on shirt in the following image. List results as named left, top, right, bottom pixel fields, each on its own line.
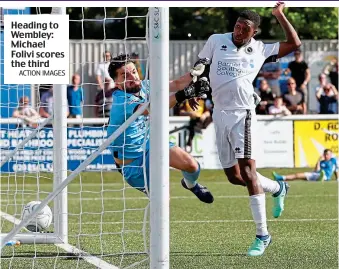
left=216, top=60, right=254, bottom=77
left=241, top=58, right=255, bottom=69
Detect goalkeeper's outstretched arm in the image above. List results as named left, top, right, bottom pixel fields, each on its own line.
left=139, top=77, right=211, bottom=116
left=169, top=73, right=192, bottom=92
left=169, top=58, right=211, bottom=92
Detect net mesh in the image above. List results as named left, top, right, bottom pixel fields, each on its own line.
left=0, top=6, right=151, bottom=269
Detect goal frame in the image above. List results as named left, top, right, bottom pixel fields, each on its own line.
left=0, top=7, right=68, bottom=246
left=0, top=6, right=170, bottom=269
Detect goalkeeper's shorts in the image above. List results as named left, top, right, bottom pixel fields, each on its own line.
left=120, top=142, right=175, bottom=192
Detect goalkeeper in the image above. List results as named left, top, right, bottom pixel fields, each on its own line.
left=107, top=54, right=214, bottom=203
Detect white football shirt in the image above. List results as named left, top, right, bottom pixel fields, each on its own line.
left=20, top=106, right=38, bottom=117
left=96, top=62, right=115, bottom=89
left=198, top=33, right=280, bottom=110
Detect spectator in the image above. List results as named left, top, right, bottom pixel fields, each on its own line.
left=268, top=97, right=291, bottom=116
left=316, top=83, right=338, bottom=114
left=96, top=51, right=114, bottom=92
left=38, top=84, right=52, bottom=99
left=283, top=78, right=306, bottom=114
left=95, top=78, right=114, bottom=119
left=313, top=73, right=331, bottom=112
left=40, top=86, right=53, bottom=118
left=179, top=99, right=212, bottom=152
left=260, top=61, right=282, bottom=97
left=67, top=74, right=83, bottom=119
left=285, top=48, right=310, bottom=104
left=39, top=86, right=70, bottom=128
left=315, top=73, right=329, bottom=91
left=255, top=79, right=275, bottom=115
left=323, top=58, right=338, bottom=89
left=12, top=96, right=40, bottom=128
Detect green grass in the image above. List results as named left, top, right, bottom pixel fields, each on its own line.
left=0, top=168, right=338, bottom=269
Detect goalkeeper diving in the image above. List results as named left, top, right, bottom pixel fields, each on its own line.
left=107, top=54, right=214, bottom=203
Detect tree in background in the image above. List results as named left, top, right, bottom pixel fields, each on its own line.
left=32, top=7, right=338, bottom=40
left=170, top=7, right=338, bottom=40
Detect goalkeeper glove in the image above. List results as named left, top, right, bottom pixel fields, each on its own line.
left=175, top=77, right=211, bottom=104
left=190, top=58, right=211, bottom=82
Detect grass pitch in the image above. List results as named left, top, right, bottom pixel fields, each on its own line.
left=1, top=168, right=338, bottom=269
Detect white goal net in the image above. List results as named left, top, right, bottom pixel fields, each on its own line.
left=0, top=6, right=169, bottom=269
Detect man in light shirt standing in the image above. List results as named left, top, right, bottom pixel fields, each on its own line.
left=96, top=51, right=114, bottom=91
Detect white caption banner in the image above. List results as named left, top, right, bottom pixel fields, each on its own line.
left=4, top=14, right=69, bottom=84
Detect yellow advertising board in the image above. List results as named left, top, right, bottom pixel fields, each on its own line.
left=294, top=120, right=338, bottom=167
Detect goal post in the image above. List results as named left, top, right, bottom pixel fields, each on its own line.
left=51, top=6, right=68, bottom=247
left=0, top=6, right=68, bottom=247
left=0, top=5, right=170, bottom=269
left=149, top=7, right=170, bottom=269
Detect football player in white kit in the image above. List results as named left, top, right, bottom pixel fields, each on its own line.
left=185, top=2, right=301, bottom=256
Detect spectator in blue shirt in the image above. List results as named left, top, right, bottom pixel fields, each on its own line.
left=67, top=74, right=83, bottom=118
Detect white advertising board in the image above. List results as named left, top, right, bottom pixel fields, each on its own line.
left=169, top=117, right=294, bottom=169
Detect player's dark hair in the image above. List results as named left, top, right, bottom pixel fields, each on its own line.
left=108, top=54, right=135, bottom=80
left=238, top=10, right=261, bottom=28
left=324, top=149, right=332, bottom=154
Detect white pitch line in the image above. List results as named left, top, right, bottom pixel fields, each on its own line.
left=1, top=194, right=337, bottom=202
left=55, top=243, right=119, bottom=269
left=0, top=212, right=29, bottom=231
left=171, top=218, right=338, bottom=224
left=0, top=211, right=119, bottom=269
left=66, top=218, right=338, bottom=226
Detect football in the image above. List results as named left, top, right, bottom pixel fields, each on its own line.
left=22, top=201, right=53, bottom=232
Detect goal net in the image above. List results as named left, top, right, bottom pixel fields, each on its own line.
left=0, top=6, right=169, bottom=269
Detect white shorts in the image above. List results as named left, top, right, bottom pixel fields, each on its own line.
left=213, top=109, right=258, bottom=168
left=304, top=172, right=327, bottom=181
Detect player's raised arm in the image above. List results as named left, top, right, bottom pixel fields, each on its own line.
left=273, top=2, right=301, bottom=58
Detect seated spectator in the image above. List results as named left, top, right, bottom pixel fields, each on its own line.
left=95, top=78, right=114, bottom=119
left=67, top=74, right=83, bottom=119
left=316, top=83, right=338, bottom=114
left=283, top=78, right=306, bottom=114
left=260, top=61, right=282, bottom=97
left=255, top=79, right=275, bottom=115
left=12, top=96, right=40, bottom=128
left=268, top=97, right=291, bottom=116
left=179, top=98, right=212, bottom=152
